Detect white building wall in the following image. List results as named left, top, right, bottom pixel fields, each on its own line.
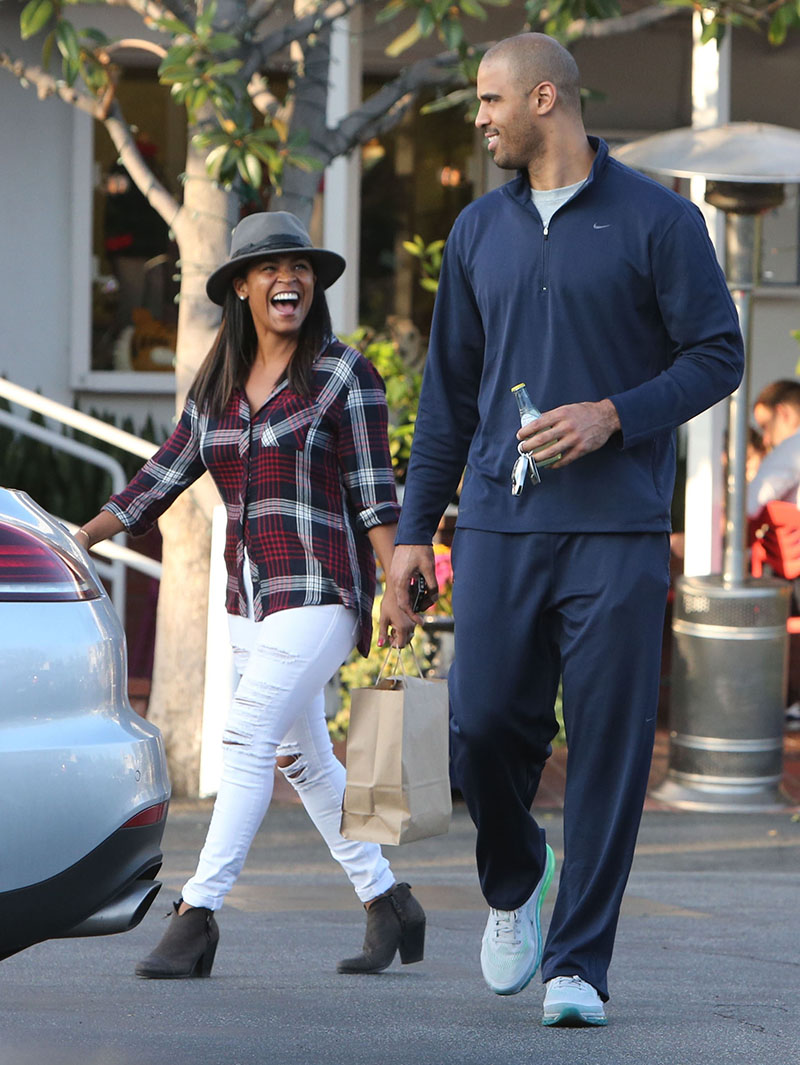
left=0, top=46, right=74, bottom=404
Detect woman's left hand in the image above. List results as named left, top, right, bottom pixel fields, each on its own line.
left=377, top=587, right=416, bottom=649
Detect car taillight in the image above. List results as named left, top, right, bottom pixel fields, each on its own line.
left=0, top=523, right=99, bottom=601
left=122, top=802, right=169, bottom=829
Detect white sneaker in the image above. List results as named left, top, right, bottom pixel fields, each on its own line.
left=480, top=844, right=555, bottom=996
left=542, top=975, right=607, bottom=1027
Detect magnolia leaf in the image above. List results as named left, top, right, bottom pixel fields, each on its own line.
left=55, top=20, right=81, bottom=65
left=41, top=28, right=55, bottom=70
left=207, top=33, right=240, bottom=53
left=459, top=0, right=487, bottom=19
left=286, top=152, right=323, bottom=172
left=20, top=0, right=54, bottom=40
left=376, top=0, right=406, bottom=24
left=385, top=21, right=424, bottom=58
left=238, top=153, right=263, bottom=189
left=205, top=59, right=243, bottom=78
left=204, top=143, right=230, bottom=177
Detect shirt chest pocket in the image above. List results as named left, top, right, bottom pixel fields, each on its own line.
left=260, top=402, right=319, bottom=451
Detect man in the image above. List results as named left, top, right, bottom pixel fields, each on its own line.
left=747, top=379, right=800, bottom=517
left=390, top=33, right=743, bottom=1027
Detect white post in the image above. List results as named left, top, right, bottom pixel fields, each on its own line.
left=323, top=12, right=362, bottom=335
left=69, top=109, right=93, bottom=394
left=683, top=15, right=732, bottom=577
left=199, top=505, right=237, bottom=797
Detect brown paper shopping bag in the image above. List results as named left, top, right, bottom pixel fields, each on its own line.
left=340, top=652, right=451, bottom=845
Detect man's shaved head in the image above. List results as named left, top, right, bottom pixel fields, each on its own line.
left=482, top=33, right=581, bottom=113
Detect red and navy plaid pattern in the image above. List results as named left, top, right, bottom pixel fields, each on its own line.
left=105, top=339, right=400, bottom=655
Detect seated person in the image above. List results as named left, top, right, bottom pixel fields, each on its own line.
left=747, top=379, right=800, bottom=517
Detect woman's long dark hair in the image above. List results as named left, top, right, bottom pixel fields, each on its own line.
left=190, top=272, right=333, bottom=417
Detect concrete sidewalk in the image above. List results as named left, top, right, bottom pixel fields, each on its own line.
left=1, top=798, right=798, bottom=1065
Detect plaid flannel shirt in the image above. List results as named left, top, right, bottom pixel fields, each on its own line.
left=105, top=338, right=401, bottom=656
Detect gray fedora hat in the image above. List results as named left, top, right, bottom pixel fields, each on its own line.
left=206, top=211, right=346, bottom=305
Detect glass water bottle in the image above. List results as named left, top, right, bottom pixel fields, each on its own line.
left=511, top=383, right=561, bottom=468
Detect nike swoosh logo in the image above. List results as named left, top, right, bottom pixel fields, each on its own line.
left=593, top=223, right=611, bottom=230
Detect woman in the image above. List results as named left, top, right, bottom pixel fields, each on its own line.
left=76, top=212, right=425, bottom=979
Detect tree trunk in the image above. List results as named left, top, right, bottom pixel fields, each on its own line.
left=278, top=18, right=333, bottom=226
left=146, top=115, right=238, bottom=797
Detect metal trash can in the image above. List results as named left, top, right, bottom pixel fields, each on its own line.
left=652, top=573, right=790, bottom=811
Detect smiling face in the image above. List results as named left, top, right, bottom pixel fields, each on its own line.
left=475, top=56, right=546, bottom=172
left=234, top=253, right=316, bottom=338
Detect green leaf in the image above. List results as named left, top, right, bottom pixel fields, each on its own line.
left=204, top=59, right=243, bottom=78
left=204, top=143, right=230, bottom=178
left=154, top=17, right=193, bottom=36
left=420, top=278, right=439, bottom=293
left=207, top=33, right=240, bottom=52
left=247, top=141, right=280, bottom=166
left=41, top=28, right=55, bottom=70
left=459, top=0, right=487, bottom=20
left=375, top=0, right=406, bottom=25
left=441, top=17, right=465, bottom=51
left=418, top=4, right=435, bottom=35
left=237, top=153, right=263, bottom=189
left=385, top=21, right=424, bottom=58
left=20, top=0, right=54, bottom=40
left=55, top=20, right=81, bottom=65
left=420, top=87, right=475, bottom=114
left=195, top=1, right=217, bottom=37
left=285, top=152, right=323, bottom=172
left=158, top=62, right=195, bottom=84
left=81, top=27, right=110, bottom=46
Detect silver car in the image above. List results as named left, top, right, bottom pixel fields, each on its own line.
left=0, top=488, right=170, bottom=960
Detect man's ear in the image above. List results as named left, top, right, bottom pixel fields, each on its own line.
left=531, top=80, right=557, bottom=116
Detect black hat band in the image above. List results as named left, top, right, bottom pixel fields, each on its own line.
left=233, top=235, right=310, bottom=260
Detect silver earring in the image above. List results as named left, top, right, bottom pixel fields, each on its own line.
left=238, top=294, right=246, bottom=301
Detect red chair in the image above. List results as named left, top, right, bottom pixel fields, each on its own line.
left=750, top=500, right=800, bottom=633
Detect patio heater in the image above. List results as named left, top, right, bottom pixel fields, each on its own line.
left=615, top=123, right=800, bottom=810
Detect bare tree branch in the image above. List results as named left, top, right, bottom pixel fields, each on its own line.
left=246, top=0, right=283, bottom=25
left=0, top=50, right=107, bottom=117
left=247, top=71, right=291, bottom=124
left=0, top=51, right=181, bottom=230
left=242, top=0, right=365, bottom=80
left=567, top=4, right=682, bottom=39
left=328, top=50, right=465, bottom=156
left=102, top=99, right=183, bottom=231
left=104, top=0, right=184, bottom=25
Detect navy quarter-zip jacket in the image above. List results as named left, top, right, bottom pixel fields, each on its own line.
left=396, top=138, right=744, bottom=542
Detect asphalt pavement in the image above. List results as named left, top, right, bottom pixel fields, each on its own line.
left=1, top=799, right=798, bottom=1065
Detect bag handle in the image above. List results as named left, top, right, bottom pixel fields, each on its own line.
left=375, top=644, right=424, bottom=684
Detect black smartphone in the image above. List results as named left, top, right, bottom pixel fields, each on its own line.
left=409, top=572, right=435, bottom=613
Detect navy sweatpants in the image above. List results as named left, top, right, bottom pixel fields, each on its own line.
left=448, top=528, right=670, bottom=1001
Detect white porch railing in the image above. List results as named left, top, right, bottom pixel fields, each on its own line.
left=0, top=377, right=163, bottom=618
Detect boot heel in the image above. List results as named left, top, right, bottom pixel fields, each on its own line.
left=193, top=938, right=218, bottom=978
left=398, top=916, right=425, bottom=965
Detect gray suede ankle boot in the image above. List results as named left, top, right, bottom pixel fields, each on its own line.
left=337, top=882, right=425, bottom=974
left=135, top=902, right=219, bottom=979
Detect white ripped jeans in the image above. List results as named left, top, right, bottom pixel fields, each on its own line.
left=181, top=603, right=395, bottom=910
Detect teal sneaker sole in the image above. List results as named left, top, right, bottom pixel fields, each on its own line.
left=490, top=843, right=556, bottom=996
left=542, top=1005, right=608, bottom=1027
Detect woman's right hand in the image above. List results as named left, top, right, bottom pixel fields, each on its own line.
left=377, top=585, right=416, bottom=649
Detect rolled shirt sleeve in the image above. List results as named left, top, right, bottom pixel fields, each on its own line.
left=103, top=400, right=207, bottom=536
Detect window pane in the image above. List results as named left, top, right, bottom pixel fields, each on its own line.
left=91, top=67, right=185, bottom=373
